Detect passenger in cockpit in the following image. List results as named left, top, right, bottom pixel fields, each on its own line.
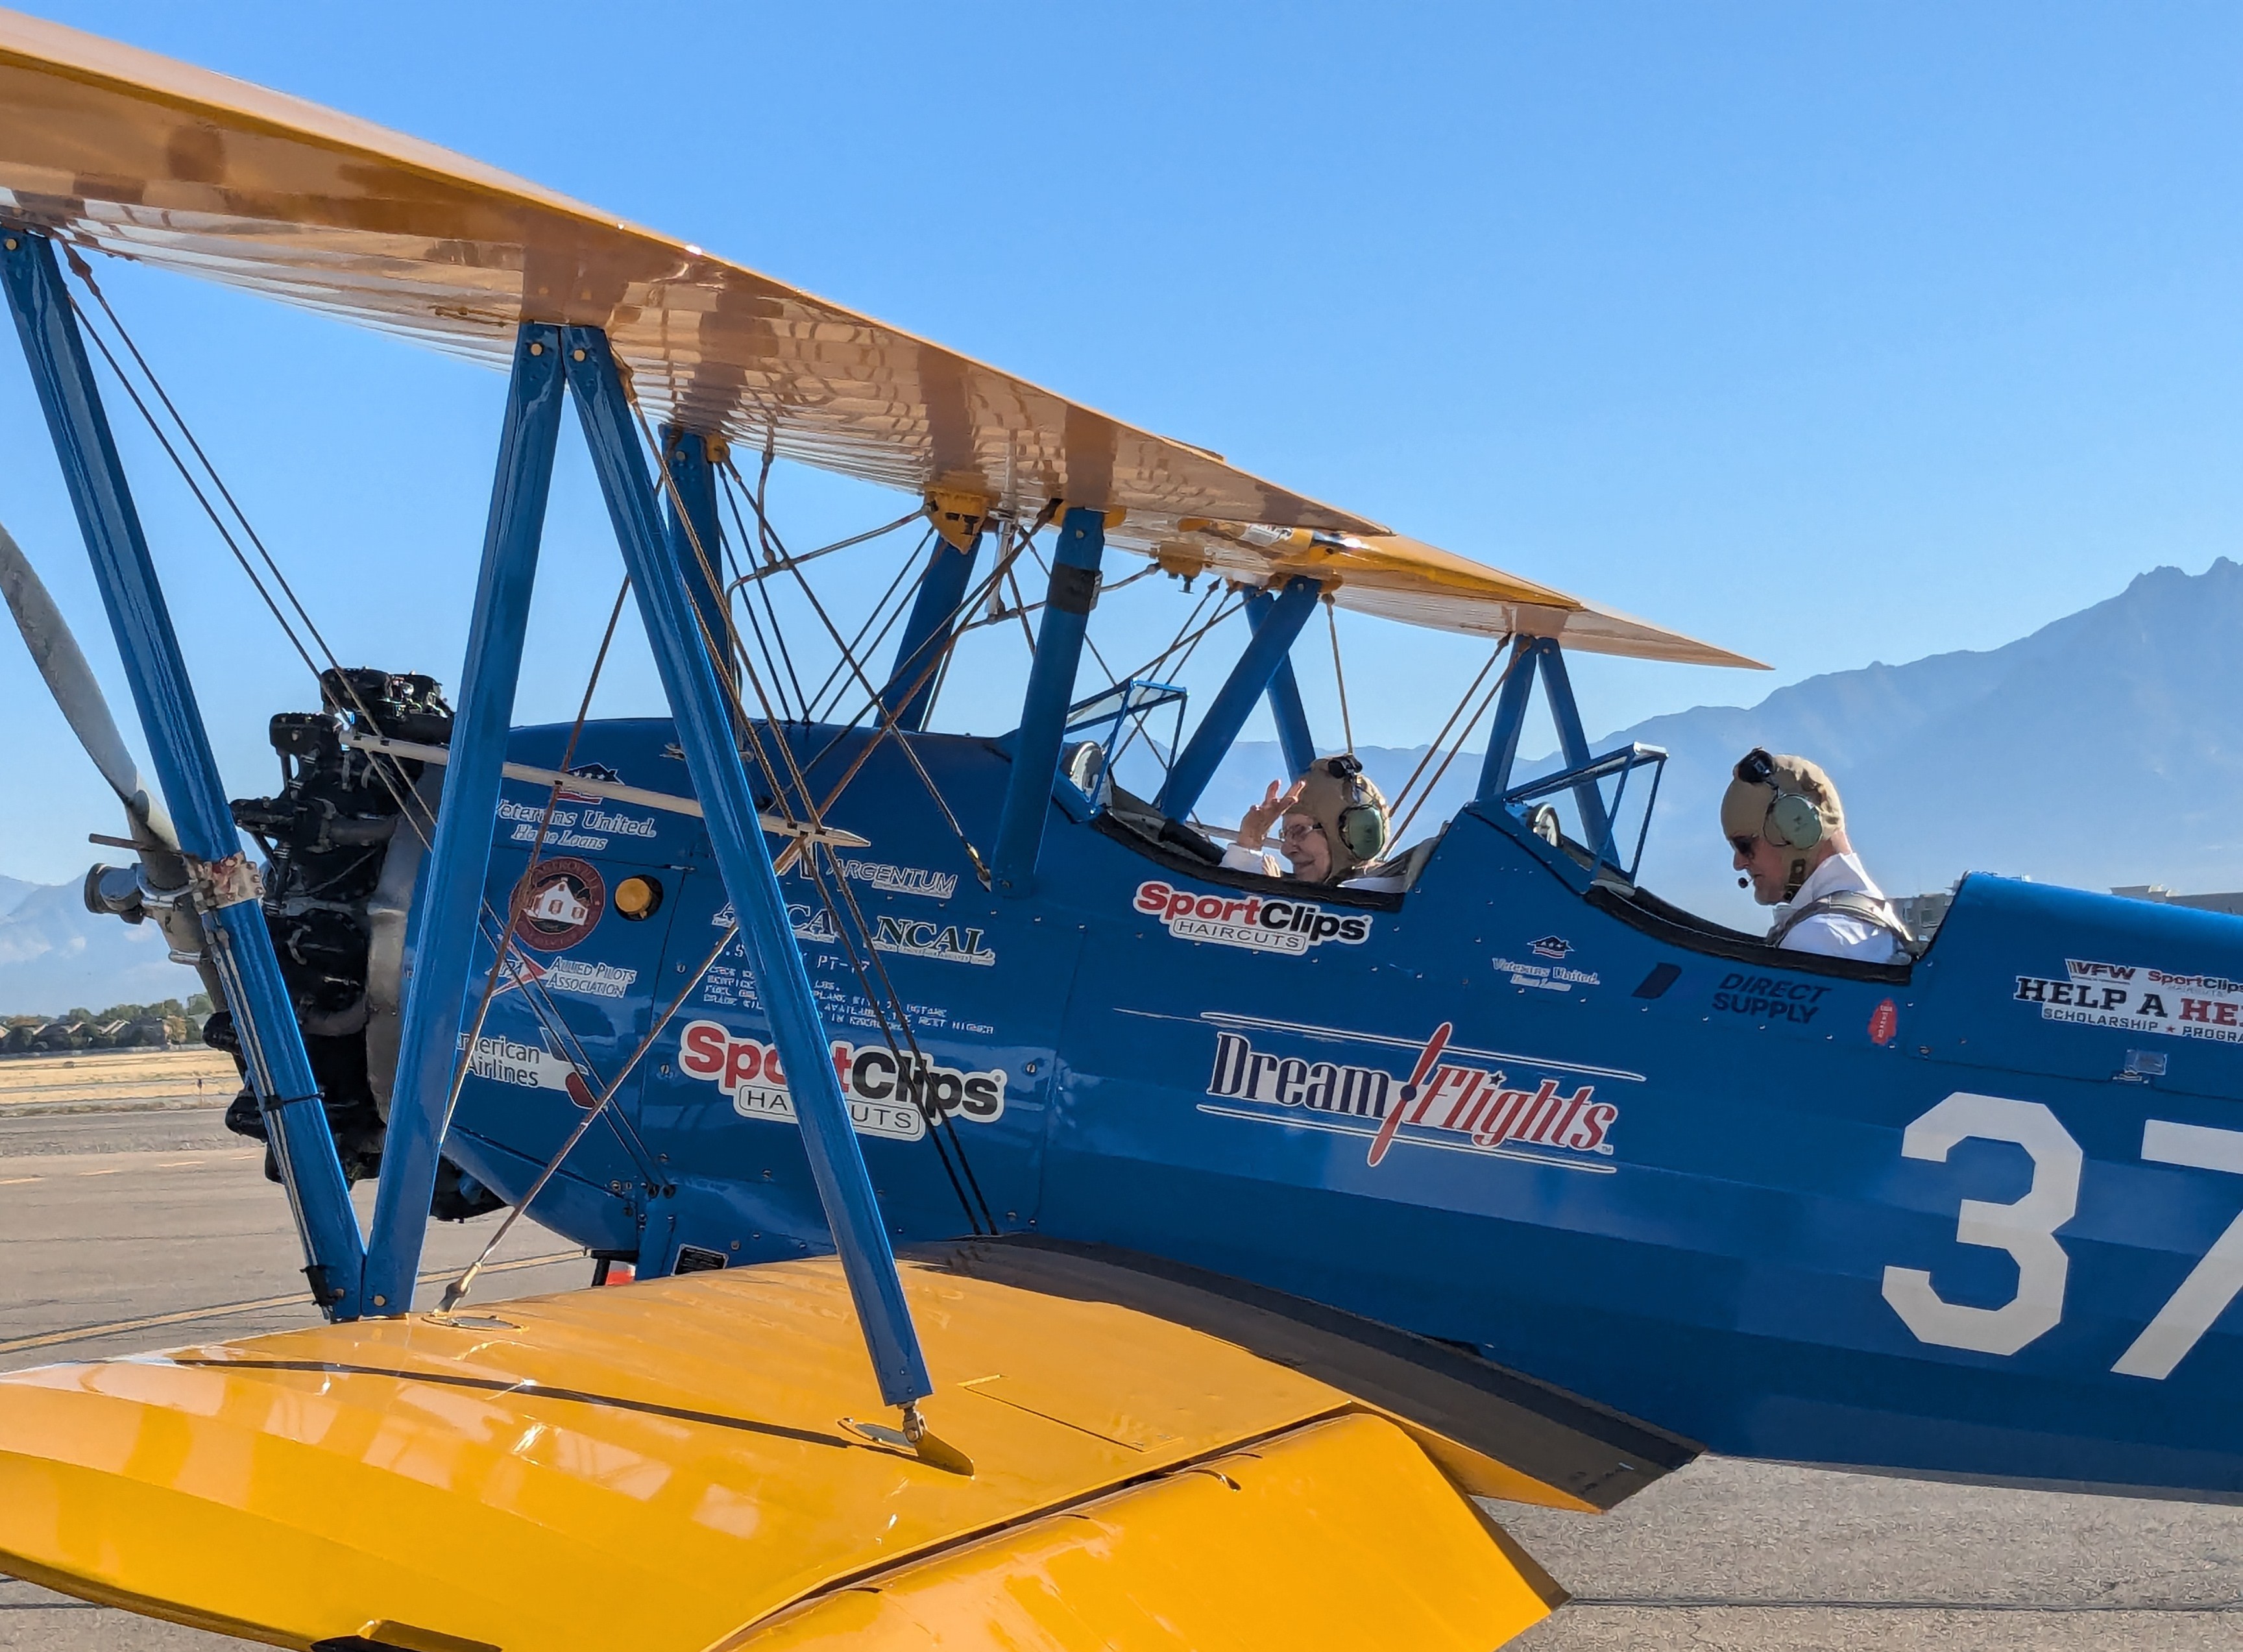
left=1222, top=755, right=1408, bottom=892
left=1723, top=747, right=1911, bottom=962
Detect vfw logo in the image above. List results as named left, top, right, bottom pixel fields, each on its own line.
left=1200, top=1014, right=1630, bottom=1171
left=677, top=1019, right=1006, bottom=1141
left=1133, top=880, right=1372, bottom=956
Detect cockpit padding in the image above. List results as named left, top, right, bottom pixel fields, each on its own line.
left=1587, top=881, right=1912, bottom=984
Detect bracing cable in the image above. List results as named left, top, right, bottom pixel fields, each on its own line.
left=637, top=407, right=997, bottom=1235
left=720, top=457, right=995, bottom=884
left=69, top=259, right=667, bottom=1195
left=1387, top=638, right=1510, bottom=828
left=439, top=919, right=740, bottom=1312
left=62, top=295, right=321, bottom=679
left=433, top=577, right=634, bottom=1143
left=1388, top=643, right=1520, bottom=847
left=803, top=528, right=931, bottom=721
left=1327, top=596, right=1355, bottom=755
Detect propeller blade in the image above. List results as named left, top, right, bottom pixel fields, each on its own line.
left=0, top=516, right=176, bottom=849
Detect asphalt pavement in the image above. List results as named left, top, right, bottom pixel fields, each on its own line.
left=5, top=1107, right=2243, bottom=1649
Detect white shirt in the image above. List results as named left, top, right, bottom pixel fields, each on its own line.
left=1220, top=844, right=1408, bottom=892
left=1772, top=851, right=1904, bottom=963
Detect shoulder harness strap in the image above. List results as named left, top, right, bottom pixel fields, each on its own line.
left=1768, top=889, right=1917, bottom=951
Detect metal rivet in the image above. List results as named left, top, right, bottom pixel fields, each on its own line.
left=371, top=1294, right=387, bottom=1307
left=572, top=347, right=587, bottom=361
left=3, top=237, right=16, bottom=250
left=527, top=341, right=543, bottom=356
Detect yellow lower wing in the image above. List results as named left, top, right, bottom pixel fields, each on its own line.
left=0, top=1252, right=1582, bottom=1651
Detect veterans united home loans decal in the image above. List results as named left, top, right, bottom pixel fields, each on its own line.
left=2017, top=958, right=2243, bottom=1044
left=1133, top=881, right=1372, bottom=956
left=1196, top=1012, right=1638, bottom=1172
left=1492, top=953, right=1601, bottom=992
left=677, top=1020, right=1007, bottom=1140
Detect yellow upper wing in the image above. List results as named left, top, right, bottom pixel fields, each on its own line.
left=0, top=9, right=1761, bottom=666
left=0, top=8, right=1375, bottom=542
left=1161, top=526, right=1766, bottom=666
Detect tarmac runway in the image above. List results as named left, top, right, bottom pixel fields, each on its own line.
left=5, top=1107, right=2243, bottom=1649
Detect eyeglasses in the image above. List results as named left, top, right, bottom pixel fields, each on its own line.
left=1730, top=835, right=1758, bottom=859
left=1279, top=818, right=1326, bottom=846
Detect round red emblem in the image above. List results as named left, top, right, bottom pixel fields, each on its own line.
left=1869, top=997, right=1898, bottom=1045
left=512, top=856, right=605, bottom=952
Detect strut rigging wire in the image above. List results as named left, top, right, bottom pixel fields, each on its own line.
left=66, top=249, right=1211, bottom=1259
left=440, top=917, right=741, bottom=1312
left=66, top=256, right=668, bottom=1198
left=1326, top=596, right=1355, bottom=756
left=1108, top=586, right=1246, bottom=784
left=718, top=456, right=995, bottom=884
left=1386, top=638, right=1514, bottom=845
left=802, top=529, right=932, bottom=722
left=634, top=401, right=998, bottom=1235
left=435, top=576, right=635, bottom=1147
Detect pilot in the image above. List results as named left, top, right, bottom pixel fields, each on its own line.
left=1224, top=754, right=1407, bottom=891
left=1721, top=747, right=1911, bottom=962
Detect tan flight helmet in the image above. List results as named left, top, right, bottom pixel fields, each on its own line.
left=1284, top=754, right=1391, bottom=881
left=1721, top=747, right=1844, bottom=901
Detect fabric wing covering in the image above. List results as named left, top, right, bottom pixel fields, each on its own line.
left=0, top=1255, right=1579, bottom=1651
left=0, top=8, right=1758, bottom=664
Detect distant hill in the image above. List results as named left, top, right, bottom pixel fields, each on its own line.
left=1172, top=559, right=2243, bottom=933
left=0, top=873, right=37, bottom=920
left=1601, top=557, right=2243, bottom=927
left=0, top=877, right=204, bottom=1016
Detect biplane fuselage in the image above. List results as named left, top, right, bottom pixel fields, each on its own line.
left=451, top=714, right=2243, bottom=1501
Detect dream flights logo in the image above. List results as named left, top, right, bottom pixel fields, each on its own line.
left=1198, top=1012, right=1635, bottom=1172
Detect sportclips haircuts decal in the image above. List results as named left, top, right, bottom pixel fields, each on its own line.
left=1133, top=881, right=1372, bottom=956
left=2017, top=959, right=2243, bottom=1044
left=677, top=1019, right=1006, bottom=1139
left=1195, top=1012, right=1639, bottom=1172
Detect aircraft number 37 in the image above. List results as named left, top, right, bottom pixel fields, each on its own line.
left=1882, top=1092, right=2243, bottom=1379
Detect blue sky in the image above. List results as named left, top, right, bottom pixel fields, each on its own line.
left=5, top=1, right=2241, bottom=882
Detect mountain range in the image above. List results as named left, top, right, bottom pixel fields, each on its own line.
left=6, top=558, right=2239, bottom=1011
left=0, top=872, right=204, bottom=1016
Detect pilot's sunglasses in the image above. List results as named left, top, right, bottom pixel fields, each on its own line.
left=1730, top=834, right=1759, bottom=859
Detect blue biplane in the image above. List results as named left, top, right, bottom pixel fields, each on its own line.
left=1, top=12, right=2240, bottom=1649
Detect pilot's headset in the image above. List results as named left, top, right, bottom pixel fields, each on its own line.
left=1723, top=747, right=1833, bottom=900
left=1318, top=753, right=1390, bottom=868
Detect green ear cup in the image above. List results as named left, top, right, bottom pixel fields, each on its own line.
left=1337, top=803, right=1388, bottom=862
left=1768, top=792, right=1824, bottom=850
